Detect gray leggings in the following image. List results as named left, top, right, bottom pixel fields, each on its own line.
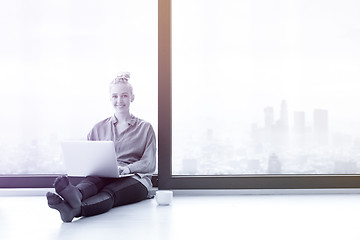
left=76, top=176, right=148, bottom=217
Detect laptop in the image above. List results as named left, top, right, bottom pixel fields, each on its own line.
left=61, top=140, right=134, bottom=178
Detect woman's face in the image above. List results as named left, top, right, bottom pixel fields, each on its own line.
left=110, top=83, right=134, bottom=114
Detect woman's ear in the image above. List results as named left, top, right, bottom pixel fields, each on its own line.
left=131, top=94, right=135, bottom=102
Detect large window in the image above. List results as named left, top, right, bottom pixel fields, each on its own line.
left=2, top=0, right=360, bottom=190
left=0, top=1, right=157, bottom=178
left=158, top=0, right=360, bottom=189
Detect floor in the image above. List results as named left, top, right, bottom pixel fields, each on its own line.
left=1, top=190, right=360, bottom=240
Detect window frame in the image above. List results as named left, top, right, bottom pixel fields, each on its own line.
left=157, top=0, right=360, bottom=190
left=0, top=174, right=159, bottom=188
left=1, top=0, right=360, bottom=190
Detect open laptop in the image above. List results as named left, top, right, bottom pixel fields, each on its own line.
left=61, top=141, right=134, bottom=178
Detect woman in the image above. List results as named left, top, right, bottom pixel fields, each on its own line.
left=46, top=72, right=156, bottom=222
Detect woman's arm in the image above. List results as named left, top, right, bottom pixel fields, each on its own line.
left=126, top=126, right=157, bottom=174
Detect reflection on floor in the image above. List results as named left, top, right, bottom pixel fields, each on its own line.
left=1, top=190, right=360, bottom=240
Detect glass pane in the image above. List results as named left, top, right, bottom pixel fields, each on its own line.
left=172, top=0, right=360, bottom=175
left=0, top=0, right=157, bottom=174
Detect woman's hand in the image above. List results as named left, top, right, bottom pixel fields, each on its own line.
left=118, top=166, right=131, bottom=175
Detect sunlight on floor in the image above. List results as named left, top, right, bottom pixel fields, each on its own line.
left=1, top=192, right=360, bottom=240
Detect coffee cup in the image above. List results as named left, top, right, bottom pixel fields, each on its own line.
left=155, top=190, right=173, bottom=205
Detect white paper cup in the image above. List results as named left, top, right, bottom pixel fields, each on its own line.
left=155, top=190, right=173, bottom=205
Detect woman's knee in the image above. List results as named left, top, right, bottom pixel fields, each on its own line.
left=109, top=181, right=148, bottom=207
left=81, top=191, right=114, bottom=217
left=76, top=176, right=107, bottom=200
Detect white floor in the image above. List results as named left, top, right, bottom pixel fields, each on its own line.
left=1, top=190, right=360, bottom=240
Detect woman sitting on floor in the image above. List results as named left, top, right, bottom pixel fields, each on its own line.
left=46, top=72, right=156, bottom=222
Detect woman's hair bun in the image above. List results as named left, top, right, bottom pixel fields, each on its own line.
left=114, top=72, right=130, bottom=83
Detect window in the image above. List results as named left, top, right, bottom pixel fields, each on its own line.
left=0, top=0, right=157, bottom=186
left=158, top=0, right=360, bottom=189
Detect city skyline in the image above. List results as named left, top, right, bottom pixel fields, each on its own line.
left=175, top=99, right=360, bottom=175
left=252, top=100, right=330, bottom=145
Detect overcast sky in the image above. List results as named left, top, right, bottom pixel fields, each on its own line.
left=1, top=0, right=360, bottom=174
left=172, top=0, right=360, bottom=137
left=0, top=0, right=158, bottom=143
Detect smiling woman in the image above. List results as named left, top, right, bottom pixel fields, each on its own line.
left=0, top=1, right=157, bottom=177
left=45, top=71, right=157, bottom=222
left=110, top=73, right=135, bottom=125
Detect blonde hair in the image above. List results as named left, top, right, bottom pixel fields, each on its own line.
left=109, top=72, right=134, bottom=97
